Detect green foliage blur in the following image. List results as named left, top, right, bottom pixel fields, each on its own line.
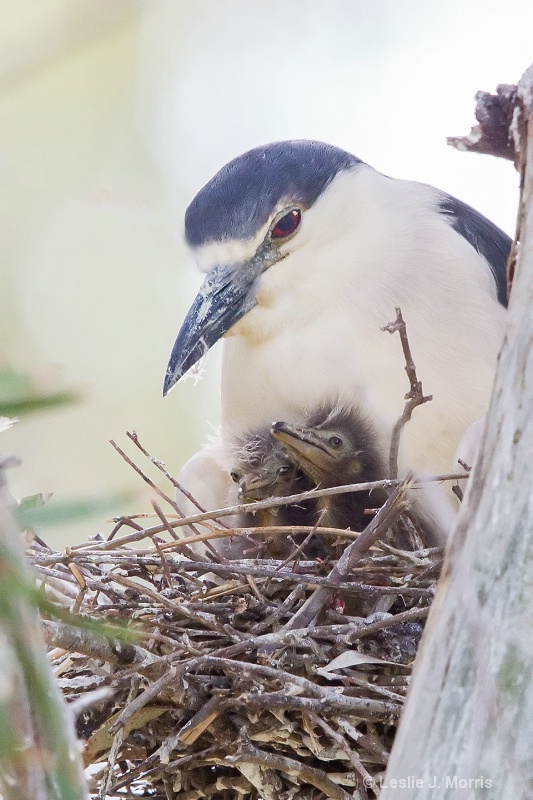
left=1, top=366, right=131, bottom=528
left=0, top=366, right=78, bottom=419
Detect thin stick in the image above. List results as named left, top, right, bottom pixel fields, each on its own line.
left=68, top=473, right=464, bottom=555
left=110, top=439, right=183, bottom=514
left=282, top=480, right=411, bottom=631
left=126, top=430, right=230, bottom=528
left=381, top=307, right=433, bottom=478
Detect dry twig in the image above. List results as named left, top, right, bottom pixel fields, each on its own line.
left=381, top=308, right=433, bottom=479
left=25, top=433, right=448, bottom=799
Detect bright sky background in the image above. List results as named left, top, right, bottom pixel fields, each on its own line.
left=149, top=0, right=530, bottom=233
left=1, top=0, right=532, bottom=543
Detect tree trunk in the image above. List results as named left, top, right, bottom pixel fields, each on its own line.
left=380, top=64, right=533, bottom=799
left=0, top=464, right=88, bottom=800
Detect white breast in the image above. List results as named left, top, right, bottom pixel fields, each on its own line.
left=219, top=168, right=507, bottom=482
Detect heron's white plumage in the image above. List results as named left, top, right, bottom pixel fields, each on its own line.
left=450, top=415, right=486, bottom=503
left=213, top=166, right=505, bottom=481
left=167, top=142, right=509, bottom=537
left=453, top=416, right=486, bottom=473
left=176, top=444, right=233, bottom=521
left=175, top=443, right=235, bottom=558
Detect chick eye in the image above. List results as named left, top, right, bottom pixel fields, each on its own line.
left=329, top=436, right=343, bottom=449
left=277, top=465, right=290, bottom=476
left=270, top=209, right=301, bottom=240
left=230, top=471, right=240, bottom=483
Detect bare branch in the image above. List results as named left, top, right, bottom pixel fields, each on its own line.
left=381, top=308, right=433, bottom=478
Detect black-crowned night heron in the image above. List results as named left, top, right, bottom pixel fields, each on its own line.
left=271, top=406, right=387, bottom=532
left=167, top=140, right=510, bottom=530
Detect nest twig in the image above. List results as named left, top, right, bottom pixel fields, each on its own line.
left=24, top=307, right=459, bottom=798
left=27, top=431, right=454, bottom=800
left=381, top=308, right=433, bottom=479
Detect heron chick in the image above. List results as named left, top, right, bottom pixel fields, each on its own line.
left=271, top=407, right=387, bottom=532
left=228, top=428, right=323, bottom=558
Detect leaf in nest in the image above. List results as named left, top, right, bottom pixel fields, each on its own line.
left=250, top=726, right=295, bottom=744
left=83, top=705, right=171, bottom=765
left=301, top=737, right=346, bottom=761
left=15, top=491, right=132, bottom=529
left=175, top=697, right=223, bottom=747
left=18, top=492, right=54, bottom=512
left=317, top=650, right=401, bottom=677
left=302, top=714, right=323, bottom=754
left=18, top=493, right=54, bottom=538
left=57, top=675, right=108, bottom=692
left=269, top=708, right=291, bottom=726
left=234, top=763, right=282, bottom=800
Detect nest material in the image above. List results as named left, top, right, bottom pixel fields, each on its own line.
left=29, top=449, right=443, bottom=800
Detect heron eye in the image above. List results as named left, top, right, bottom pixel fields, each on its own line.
left=270, top=209, right=301, bottom=240
left=230, top=471, right=240, bottom=483
left=329, top=436, right=343, bottom=449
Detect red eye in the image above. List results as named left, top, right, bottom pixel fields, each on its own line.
left=270, top=209, right=301, bottom=240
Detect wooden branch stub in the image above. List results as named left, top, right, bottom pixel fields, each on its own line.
left=447, top=83, right=518, bottom=162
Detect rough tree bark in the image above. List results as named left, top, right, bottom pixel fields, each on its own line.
left=380, top=64, right=533, bottom=799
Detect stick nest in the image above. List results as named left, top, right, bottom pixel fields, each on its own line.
left=29, top=438, right=443, bottom=800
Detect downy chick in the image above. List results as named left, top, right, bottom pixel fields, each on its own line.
left=271, top=407, right=386, bottom=531
left=228, top=428, right=323, bottom=557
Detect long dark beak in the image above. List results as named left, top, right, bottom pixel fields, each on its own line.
left=163, top=263, right=257, bottom=395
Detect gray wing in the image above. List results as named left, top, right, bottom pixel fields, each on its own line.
left=439, top=194, right=511, bottom=307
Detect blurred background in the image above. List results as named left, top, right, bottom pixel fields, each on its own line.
left=1, top=0, right=532, bottom=545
